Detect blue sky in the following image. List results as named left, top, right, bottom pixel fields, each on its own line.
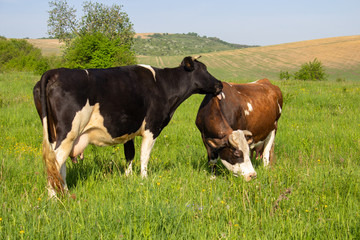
left=0, top=0, right=359, bottom=46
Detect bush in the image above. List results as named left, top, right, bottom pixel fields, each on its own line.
left=293, top=58, right=327, bottom=81
left=279, top=70, right=291, bottom=80
left=0, top=37, right=49, bottom=74
left=63, top=32, right=136, bottom=69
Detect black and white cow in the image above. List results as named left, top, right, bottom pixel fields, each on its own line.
left=33, top=56, right=223, bottom=197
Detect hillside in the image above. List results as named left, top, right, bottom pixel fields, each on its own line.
left=26, top=35, right=360, bottom=81
left=137, top=35, right=360, bottom=81
left=133, top=32, right=256, bottom=56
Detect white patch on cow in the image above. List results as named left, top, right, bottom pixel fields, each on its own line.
left=226, top=82, right=233, bottom=87
left=247, top=102, right=253, bottom=112
left=250, top=79, right=259, bottom=84
left=262, top=130, right=276, bottom=167
left=140, top=130, right=156, bottom=178
left=226, top=130, right=257, bottom=181
left=278, top=101, right=282, bottom=114
left=138, top=64, right=156, bottom=81
left=72, top=103, right=146, bottom=148
left=244, top=102, right=253, bottom=116
left=250, top=140, right=264, bottom=150
left=84, top=69, right=89, bottom=76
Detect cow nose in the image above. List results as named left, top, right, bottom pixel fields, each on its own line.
left=244, top=172, right=257, bottom=182
left=214, top=81, right=223, bottom=95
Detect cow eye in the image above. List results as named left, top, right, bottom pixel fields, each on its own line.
left=233, top=149, right=242, bottom=158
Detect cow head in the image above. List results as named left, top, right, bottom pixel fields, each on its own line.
left=181, top=56, right=223, bottom=96
left=206, top=130, right=257, bottom=181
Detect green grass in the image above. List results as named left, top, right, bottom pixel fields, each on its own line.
left=1, top=72, right=360, bottom=239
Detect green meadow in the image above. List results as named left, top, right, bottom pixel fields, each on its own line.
left=0, top=68, right=359, bottom=239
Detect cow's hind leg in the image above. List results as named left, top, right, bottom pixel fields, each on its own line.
left=124, top=140, right=135, bottom=176
left=54, top=138, right=77, bottom=194
left=140, top=130, right=156, bottom=178
left=262, top=130, right=276, bottom=167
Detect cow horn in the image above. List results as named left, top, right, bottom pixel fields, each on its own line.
left=243, top=130, right=252, bottom=137
left=192, top=55, right=201, bottom=61
left=228, top=131, right=240, bottom=148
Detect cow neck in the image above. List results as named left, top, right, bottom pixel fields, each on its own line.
left=157, top=67, right=195, bottom=114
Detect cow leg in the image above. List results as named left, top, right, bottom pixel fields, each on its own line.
left=207, top=149, right=218, bottom=175
left=46, top=144, right=72, bottom=198
left=124, top=140, right=135, bottom=176
left=140, top=130, right=156, bottom=178
left=262, top=130, right=276, bottom=167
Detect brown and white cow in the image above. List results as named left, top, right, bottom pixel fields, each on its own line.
left=195, top=79, right=283, bottom=181
left=33, top=56, right=223, bottom=197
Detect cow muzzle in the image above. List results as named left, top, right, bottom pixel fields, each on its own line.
left=214, top=81, right=223, bottom=96
left=220, top=159, right=257, bottom=181
left=244, top=171, right=257, bottom=182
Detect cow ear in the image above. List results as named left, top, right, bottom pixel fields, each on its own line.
left=243, top=130, right=254, bottom=145
left=181, top=56, right=195, bottom=72
left=206, top=136, right=229, bottom=149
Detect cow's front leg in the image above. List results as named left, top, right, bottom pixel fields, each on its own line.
left=124, top=140, right=135, bottom=176
left=208, top=151, right=218, bottom=175
left=262, top=130, right=276, bottom=167
left=140, top=130, right=156, bottom=178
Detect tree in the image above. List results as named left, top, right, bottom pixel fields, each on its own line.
left=48, top=0, right=136, bottom=68
left=48, top=0, right=78, bottom=44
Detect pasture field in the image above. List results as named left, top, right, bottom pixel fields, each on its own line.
left=137, top=35, right=360, bottom=82
left=27, top=35, right=360, bottom=82
left=0, top=71, right=359, bottom=239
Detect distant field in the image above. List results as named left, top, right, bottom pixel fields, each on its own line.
left=137, top=35, right=360, bottom=81
left=26, top=39, right=64, bottom=56
left=27, top=35, right=360, bottom=81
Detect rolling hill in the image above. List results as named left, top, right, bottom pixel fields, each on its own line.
left=133, top=33, right=256, bottom=56
left=137, top=35, right=360, bottom=81
left=27, top=35, right=360, bottom=81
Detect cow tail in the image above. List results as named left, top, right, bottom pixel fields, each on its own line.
left=39, top=73, right=65, bottom=194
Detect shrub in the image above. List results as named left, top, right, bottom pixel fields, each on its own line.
left=279, top=70, right=291, bottom=80
left=293, top=58, right=327, bottom=81
left=0, top=37, right=49, bottom=74
left=63, top=32, right=136, bottom=69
